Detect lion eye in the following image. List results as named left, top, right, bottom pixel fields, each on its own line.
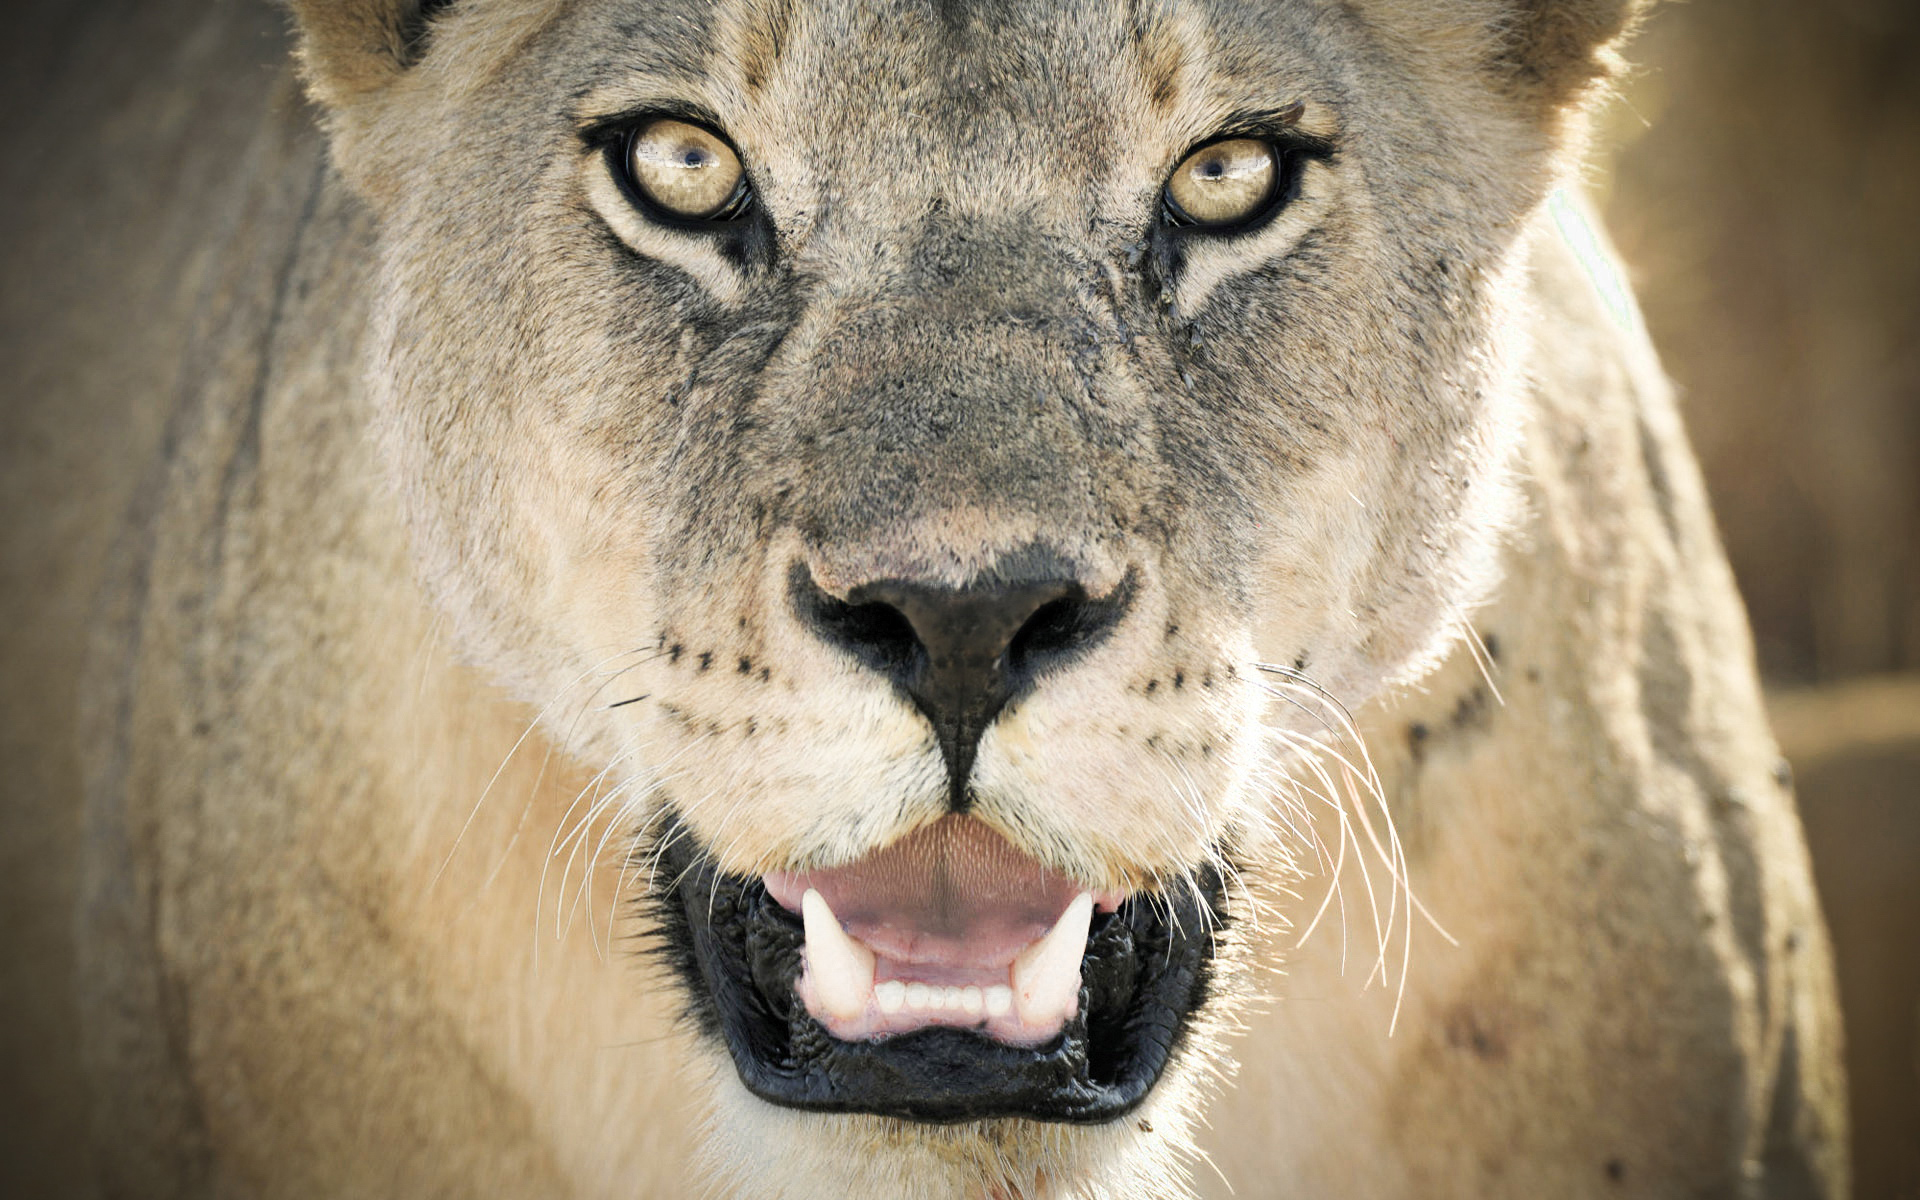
left=624, top=118, right=751, bottom=222
left=1163, top=137, right=1279, bottom=229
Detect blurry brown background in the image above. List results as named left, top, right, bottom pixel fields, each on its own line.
left=1602, top=0, right=1920, bottom=1194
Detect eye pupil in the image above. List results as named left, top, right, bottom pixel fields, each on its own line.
left=1164, top=137, right=1281, bottom=230
left=624, top=117, right=751, bottom=222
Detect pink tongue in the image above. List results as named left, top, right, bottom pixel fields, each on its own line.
left=763, top=817, right=1084, bottom=968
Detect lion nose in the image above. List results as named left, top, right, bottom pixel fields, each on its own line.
left=791, top=559, right=1131, bottom=810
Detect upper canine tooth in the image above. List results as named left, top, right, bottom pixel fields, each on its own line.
left=801, top=889, right=875, bottom=1021
left=1011, top=892, right=1093, bottom=1029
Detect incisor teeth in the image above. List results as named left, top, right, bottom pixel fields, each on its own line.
left=984, top=984, right=1013, bottom=1018
left=875, top=980, right=906, bottom=1014
left=905, top=982, right=931, bottom=1011
left=1011, top=892, right=1093, bottom=1029
left=961, top=986, right=983, bottom=1016
left=801, top=889, right=875, bottom=1021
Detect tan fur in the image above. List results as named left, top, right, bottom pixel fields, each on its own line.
left=1, top=0, right=1846, bottom=1196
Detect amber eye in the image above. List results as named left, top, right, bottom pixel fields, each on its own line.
left=624, top=118, right=751, bottom=221
left=1163, top=137, right=1280, bottom=229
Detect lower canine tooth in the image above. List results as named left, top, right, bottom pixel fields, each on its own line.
left=801, top=889, right=875, bottom=1021
left=1012, top=892, right=1093, bottom=1028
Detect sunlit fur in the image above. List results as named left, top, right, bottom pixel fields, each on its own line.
left=57, top=0, right=1850, bottom=1196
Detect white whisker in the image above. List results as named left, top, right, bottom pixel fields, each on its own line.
left=1248, top=658, right=1433, bottom=1031
left=1457, top=619, right=1506, bottom=708
left=433, top=643, right=652, bottom=894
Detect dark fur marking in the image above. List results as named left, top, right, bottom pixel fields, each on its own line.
left=736, top=0, right=795, bottom=95
left=698, top=651, right=713, bottom=671
left=1130, top=18, right=1183, bottom=112
left=399, top=0, right=461, bottom=68
left=1450, top=686, right=1491, bottom=732
left=1637, top=415, right=1681, bottom=545
left=1444, top=1006, right=1508, bottom=1063
left=1641, top=609, right=1769, bottom=990
left=210, top=156, right=329, bottom=575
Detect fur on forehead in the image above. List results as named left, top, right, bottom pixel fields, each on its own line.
left=288, top=0, right=1648, bottom=133
left=287, top=0, right=1645, bottom=218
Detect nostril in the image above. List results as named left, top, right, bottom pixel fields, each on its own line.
left=790, top=557, right=1136, bottom=810
left=1007, top=594, right=1108, bottom=668
left=829, top=600, right=922, bottom=672
left=790, top=566, right=925, bottom=676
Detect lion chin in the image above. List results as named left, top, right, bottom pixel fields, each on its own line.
left=34, top=0, right=1850, bottom=1197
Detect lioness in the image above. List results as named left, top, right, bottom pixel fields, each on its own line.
left=5, top=0, right=1847, bottom=1195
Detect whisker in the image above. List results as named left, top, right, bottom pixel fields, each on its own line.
left=1457, top=619, right=1506, bottom=708
left=433, top=643, right=654, bottom=894
left=1251, top=657, right=1448, bottom=1034
left=536, top=750, right=632, bottom=959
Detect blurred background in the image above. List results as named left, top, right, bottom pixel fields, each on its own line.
left=1600, top=0, right=1920, bottom=1193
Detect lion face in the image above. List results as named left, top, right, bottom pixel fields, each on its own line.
left=305, top=0, right=1606, bottom=1191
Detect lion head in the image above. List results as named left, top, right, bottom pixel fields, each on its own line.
left=286, top=0, right=1643, bottom=1193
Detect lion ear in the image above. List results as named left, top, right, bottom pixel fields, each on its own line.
left=284, top=0, right=451, bottom=112
left=1358, top=0, right=1650, bottom=111
left=1491, top=0, right=1652, bottom=105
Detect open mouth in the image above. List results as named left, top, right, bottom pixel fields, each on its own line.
left=652, top=814, right=1225, bottom=1124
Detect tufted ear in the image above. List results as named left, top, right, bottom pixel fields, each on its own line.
left=282, top=0, right=454, bottom=113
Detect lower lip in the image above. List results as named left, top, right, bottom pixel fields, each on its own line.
left=651, top=824, right=1228, bottom=1124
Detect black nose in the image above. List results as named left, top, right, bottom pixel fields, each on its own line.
left=792, top=557, right=1132, bottom=809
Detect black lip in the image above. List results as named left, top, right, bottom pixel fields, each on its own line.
left=649, top=818, right=1226, bottom=1124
